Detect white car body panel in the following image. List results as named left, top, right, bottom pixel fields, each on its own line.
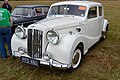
left=11, top=1, right=109, bottom=68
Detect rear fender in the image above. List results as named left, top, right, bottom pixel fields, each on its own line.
left=103, top=19, right=109, bottom=31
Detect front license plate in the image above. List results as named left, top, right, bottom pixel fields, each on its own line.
left=21, top=56, right=40, bottom=66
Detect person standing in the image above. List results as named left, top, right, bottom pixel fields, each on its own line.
left=0, top=8, right=12, bottom=58
left=2, top=0, right=12, bottom=13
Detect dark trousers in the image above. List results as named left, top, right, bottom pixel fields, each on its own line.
left=0, top=27, right=12, bottom=58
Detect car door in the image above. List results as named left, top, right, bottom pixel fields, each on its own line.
left=85, top=6, right=101, bottom=48
left=98, top=6, right=104, bottom=35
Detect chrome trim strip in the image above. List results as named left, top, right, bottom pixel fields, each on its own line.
left=40, top=60, right=68, bottom=68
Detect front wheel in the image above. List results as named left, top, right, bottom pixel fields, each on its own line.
left=71, top=45, right=83, bottom=69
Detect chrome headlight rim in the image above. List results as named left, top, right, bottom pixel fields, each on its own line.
left=15, top=25, right=26, bottom=39
left=46, top=30, right=59, bottom=45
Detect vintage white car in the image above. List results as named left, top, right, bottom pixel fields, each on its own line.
left=11, top=1, right=109, bottom=69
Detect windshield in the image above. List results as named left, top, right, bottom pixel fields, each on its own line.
left=12, top=8, right=32, bottom=17
left=48, top=5, right=86, bottom=17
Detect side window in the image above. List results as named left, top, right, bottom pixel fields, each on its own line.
left=99, top=6, right=102, bottom=16
left=35, top=8, right=43, bottom=16
left=43, top=7, right=49, bottom=15
left=87, top=6, right=97, bottom=19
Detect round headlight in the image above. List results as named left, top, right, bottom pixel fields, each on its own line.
left=46, top=30, right=59, bottom=44
left=15, top=26, right=26, bottom=39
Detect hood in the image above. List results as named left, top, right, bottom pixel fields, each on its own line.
left=37, top=16, right=84, bottom=30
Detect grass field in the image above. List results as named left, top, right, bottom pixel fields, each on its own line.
left=0, top=1, right=120, bottom=80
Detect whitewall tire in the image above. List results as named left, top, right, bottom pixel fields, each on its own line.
left=71, top=45, right=83, bottom=69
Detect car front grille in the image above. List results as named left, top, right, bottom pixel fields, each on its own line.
left=27, top=29, right=42, bottom=58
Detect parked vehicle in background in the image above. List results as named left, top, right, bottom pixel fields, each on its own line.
left=11, top=5, right=49, bottom=33
left=11, top=1, right=109, bottom=70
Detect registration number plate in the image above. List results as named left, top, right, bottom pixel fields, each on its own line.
left=21, top=56, right=40, bottom=66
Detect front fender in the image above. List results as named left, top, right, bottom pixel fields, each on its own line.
left=103, top=19, right=109, bottom=31
left=46, top=34, right=86, bottom=64
left=11, top=34, right=27, bottom=54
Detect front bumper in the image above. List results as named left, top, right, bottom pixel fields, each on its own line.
left=12, top=51, right=71, bottom=69
left=40, top=59, right=69, bottom=68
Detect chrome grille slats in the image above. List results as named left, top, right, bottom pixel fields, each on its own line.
left=28, top=29, right=32, bottom=56
left=27, top=29, right=42, bottom=58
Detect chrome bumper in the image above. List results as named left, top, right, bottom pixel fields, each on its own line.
left=12, top=51, right=70, bottom=68
left=40, top=59, right=69, bottom=68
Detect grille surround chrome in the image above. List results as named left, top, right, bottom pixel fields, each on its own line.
left=27, top=29, right=43, bottom=58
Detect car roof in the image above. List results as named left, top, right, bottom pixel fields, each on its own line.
left=51, top=1, right=102, bottom=7
left=16, top=5, right=49, bottom=8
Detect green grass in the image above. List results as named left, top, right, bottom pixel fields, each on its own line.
left=0, top=1, right=120, bottom=80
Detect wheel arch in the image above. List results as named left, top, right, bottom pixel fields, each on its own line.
left=106, top=24, right=109, bottom=31
left=103, top=19, right=109, bottom=32
left=70, top=42, right=84, bottom=69
left=76, top=42, right=84, bottom=55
